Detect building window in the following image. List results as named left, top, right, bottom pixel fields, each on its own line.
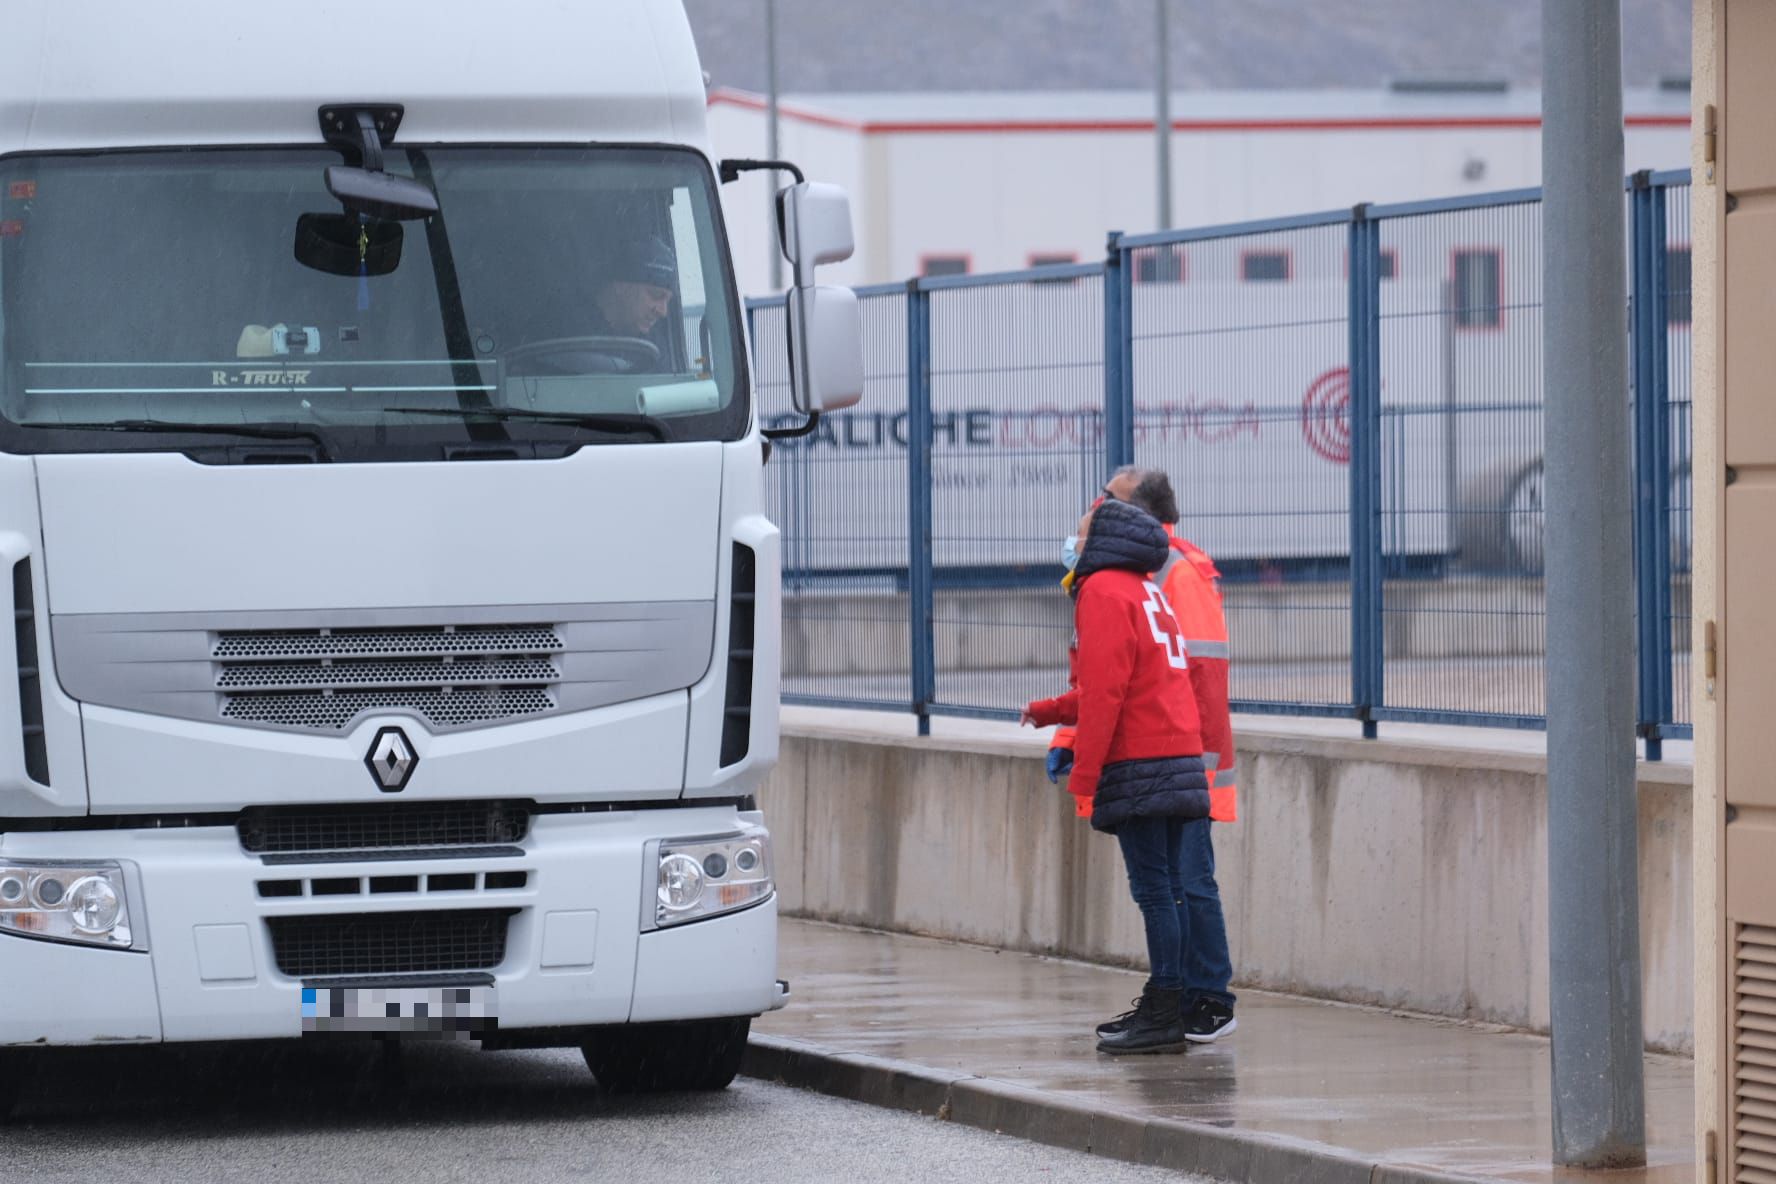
left=1344, top=248, right=1399, bottom=280
left=1451, top=248, right=1503, bottom=329
left=1240, top=249, right=1290, bottom=282
left=1133, top=244, right=1184, bottom=284
left=1028, top=251, right=1079, bottom=285
left=1665, top=245, right=1692, bottom=326
left=920, top=254, right=970, bottom=278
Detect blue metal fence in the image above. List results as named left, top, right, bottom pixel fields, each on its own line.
left=749, top=170, right=1694, bottom=752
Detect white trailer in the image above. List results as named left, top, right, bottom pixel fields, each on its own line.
left=765, top=274, right=1459, bottom=574
left=0, top=0, right=860, bottom=1107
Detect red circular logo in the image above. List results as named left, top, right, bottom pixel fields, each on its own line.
left=1301, top=367, right=1351, bottom=465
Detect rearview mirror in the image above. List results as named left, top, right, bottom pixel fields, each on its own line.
left=786, top=285, right=863, bottom=414
left=776, top=182, right=855, bottom=287
left=324, top=165, right=439, bottom=222
left=294, top=214, right=404, bottom=277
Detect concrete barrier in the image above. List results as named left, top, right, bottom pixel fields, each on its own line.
left=759, top=713, right=1694, bottom=1054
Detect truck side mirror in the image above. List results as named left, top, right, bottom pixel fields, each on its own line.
left=786, top=285, right=863, bottom=414
left=776, top=182, right=855, bottom=287
left=776, top=182, right=863, bottom=415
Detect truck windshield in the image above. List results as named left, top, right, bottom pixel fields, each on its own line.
left=0, top=145, right=748, bottom=460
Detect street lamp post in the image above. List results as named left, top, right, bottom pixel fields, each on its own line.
left=766, top=0, right=782, bottom=291
left=1155, top=0, right=1172, bottom=230
left=1541, top=0, right=1647, bottom=1168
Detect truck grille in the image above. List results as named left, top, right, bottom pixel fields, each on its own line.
left=214, top=625, right=561, bottom=731
left=267, top=909, right=516, bottom=978
left=54, top=603, right=715, bottom=737
left=239, top=800, right=532, bottom=857
left=215, top=626, right=562, bottom=660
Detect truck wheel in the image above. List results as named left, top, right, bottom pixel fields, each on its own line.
left=581, top=1017, right=750, bottom=1093
left=1502, top=458, right=1546, bottom=574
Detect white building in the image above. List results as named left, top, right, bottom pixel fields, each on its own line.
left=708, top=85, right=1692, bottom=295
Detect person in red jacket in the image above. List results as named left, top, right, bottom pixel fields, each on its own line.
left=1037, top=468, right=1236, bottom=1043
left=1052, top=469, right=1238, bottom=819
left=1047, top=470, right=1240, bottom=1044
left=1022, top=496, right=1209, bottom=1055
left=1121, top=470, right=1237, bottom=1042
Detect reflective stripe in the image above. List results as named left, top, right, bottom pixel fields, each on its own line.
left=1186, top=639, right=1231, bottom=659
left=1217, top=762, right=1238, bottom=785
left=1160, top=548, right=1228, bottom=642
left=1153, top=551, right=1183, bottom=588
left=1202, top=751, right=1219, bottom=771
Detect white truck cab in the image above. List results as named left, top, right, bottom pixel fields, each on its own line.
left=0, top=0, right=859, bottom=1106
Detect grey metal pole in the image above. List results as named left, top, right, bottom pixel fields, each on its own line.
left=1541, top=0, right=1646, bottom=1169
left=1155, top=0, right=1172, bottom=230
left=766, top=0, right=783, bottom=291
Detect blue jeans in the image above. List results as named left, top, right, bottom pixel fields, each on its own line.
left=1114, top=816, right=1235, bottom=1007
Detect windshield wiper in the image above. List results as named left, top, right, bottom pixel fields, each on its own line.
left=380, top=406, right=669, bottom=441
left=25, top=419, right=332, bottom=459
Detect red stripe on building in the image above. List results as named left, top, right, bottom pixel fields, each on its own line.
left=707, top=89, right=1689, bottom=136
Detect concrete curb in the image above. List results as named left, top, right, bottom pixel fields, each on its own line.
left=744, top=1033, right=1501, bottom=1184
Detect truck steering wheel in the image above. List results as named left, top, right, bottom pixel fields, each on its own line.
left=501, top=335, right=662, bottom=375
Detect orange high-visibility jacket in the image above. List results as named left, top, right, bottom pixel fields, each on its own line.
left=1053, top=526, right=1237, bottom=821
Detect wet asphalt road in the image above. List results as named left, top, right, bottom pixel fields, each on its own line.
left=0, top=1041, right=1207, bottom=1184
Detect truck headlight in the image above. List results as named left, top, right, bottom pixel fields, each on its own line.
left=653, top=829, right=772, bottom=928
left=0, top=861, right=133, bottom=949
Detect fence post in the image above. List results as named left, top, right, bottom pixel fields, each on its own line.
left=1347, top=205, right=1384, bottom=739
left=1629, top=170, right=1674, bottom=762
left=1103, top=232, right=1136, bottom=471
left=906, top=279, right=936, bottom=736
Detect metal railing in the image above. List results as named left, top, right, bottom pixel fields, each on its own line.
left=750, top=169, right=1693, bottom=756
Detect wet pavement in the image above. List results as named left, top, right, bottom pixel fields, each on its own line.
left=4, top=1041, right=1210, bottom=1184
left=757, top=920, right=1696, bottom=1183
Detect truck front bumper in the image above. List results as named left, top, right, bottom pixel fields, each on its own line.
left=0, top=805, right=778, bottom=1046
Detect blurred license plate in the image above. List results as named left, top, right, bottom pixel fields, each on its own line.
left=301, top=983, right=497, bottom=1038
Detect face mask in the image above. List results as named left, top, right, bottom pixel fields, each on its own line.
left=1062, top=535, right=1081, bottom=571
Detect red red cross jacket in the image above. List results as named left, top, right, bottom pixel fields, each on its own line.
left=1050, top=528, right=1238, bottom=821
left=1024, top=567, right=1204, bottom=814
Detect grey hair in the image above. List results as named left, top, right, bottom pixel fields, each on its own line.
left=1130, top=470, right=1180, bottom=525
left=1107, top=465, right=1180, bottom=525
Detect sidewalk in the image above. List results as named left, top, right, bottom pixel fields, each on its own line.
left=748, top=920, right=1695, bottom=1184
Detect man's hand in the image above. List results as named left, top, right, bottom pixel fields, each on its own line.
left=1019, top=707, right=1039, bottom=727
left=1046, top=747, right=1074, bottom=784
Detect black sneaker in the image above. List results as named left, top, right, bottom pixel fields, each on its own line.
left=1096, top=985, right=1189, bottom=1055
left=1182, top=996, right=1237, bottom=1043
left=1095, top=987, right=1149, bottom=1038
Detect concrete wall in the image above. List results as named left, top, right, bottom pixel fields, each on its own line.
left=760, top=715, right=1694, bottom=1054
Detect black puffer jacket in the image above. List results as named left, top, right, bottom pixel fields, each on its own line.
left=1073, top=499, right=1210, bottom=834
left=1071, top=497, right=1171, bottom=590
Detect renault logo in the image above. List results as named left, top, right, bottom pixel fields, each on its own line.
left=365, top=726, right=418, bottom=793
